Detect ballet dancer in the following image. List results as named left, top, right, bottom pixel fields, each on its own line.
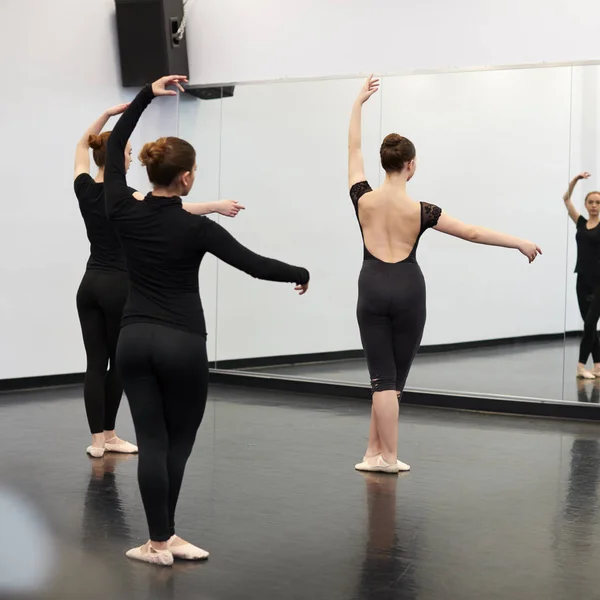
left=75, top=108, right=246, bottom=459
left=74, top=105, right=140, bottom=458
left=105, top=75, right=310, bottom=566
left=562, top=172, right=600, bottom=379
left=349, top=76, right=542, bottom=474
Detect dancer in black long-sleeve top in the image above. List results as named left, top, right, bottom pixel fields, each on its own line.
left=349, top=77, right=541, bottom=474
left=73, top=103, right=139, bottom=459
left=105, top=75, right=309, bottom=566
left=562, top=172, right=600, bottom=379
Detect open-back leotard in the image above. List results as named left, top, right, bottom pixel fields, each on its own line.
left=350, top=181, right=442, bottom=393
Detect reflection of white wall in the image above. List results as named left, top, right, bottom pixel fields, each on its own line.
left=211, top=68, right=576, bottom=361
left=187, top=0, right=600, bottom=85
left=566, top=66, right=600, bottom=331
left=0, top=0, right=179, bottom=379
left=383, top=68, right=571, bottom=345
left=177, top=97, right=223, bottom=361
left=214, top=78, right=382, bottom=361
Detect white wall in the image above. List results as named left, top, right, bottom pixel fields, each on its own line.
left=186, top=0, right=600, bottom=85
left=1, top=0, right=599, bottom=379
left=0, top=0, right=179, bottom=379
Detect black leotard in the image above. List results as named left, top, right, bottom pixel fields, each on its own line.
left=575, top=216, right=600, bottom=364
left=350, top=181, right=441, bottom=393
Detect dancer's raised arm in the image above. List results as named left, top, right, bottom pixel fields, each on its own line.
left=348, top=75, right=379, bottom=188
left=563, top=172, right=590, bottom=224
left=74, top=104, right=129, bottom=179
left=105, top=75, right=187, bottom=216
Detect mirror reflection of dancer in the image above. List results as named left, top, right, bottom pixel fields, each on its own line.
left=74, top=110, right=244, bottom=459
left=349, top=76, right=542, bottom=474
left=563, top=173, right=600, bottom=379
left=105, top=76, right=310, bottom=566
left=74, top=105, right=140, bottom=459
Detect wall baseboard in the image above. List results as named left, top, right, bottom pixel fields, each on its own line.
left=0, top=330, right=583, bottom=393
left=0, top=373, right=84, bottom=393
left=209, top=371, right=600, bottom=421
left=215, top=330, right=582, bottom=370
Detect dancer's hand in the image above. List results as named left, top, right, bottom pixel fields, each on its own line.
left=152, top=75, right=188, bottom=97
left=573, top=171, right=591, bottom=183
left=295, top=283, right=309, bottom=295
left=215, top=200, right=245, bottom=218
left=518, top=240, right=542, bottom=263
left=356, top=75, right=380, bottom=105
left=105, top=103, right=130, bottom=117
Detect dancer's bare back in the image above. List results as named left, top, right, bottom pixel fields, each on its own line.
left=356, top=185, right=424, bottom=263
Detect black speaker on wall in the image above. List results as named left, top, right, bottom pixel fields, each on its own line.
left=115, top=0, right=189, bottom=87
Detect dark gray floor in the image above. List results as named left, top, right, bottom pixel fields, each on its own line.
left=243, top=338, right=600, bottom=404
left=2, top=384, right=600, bottom=599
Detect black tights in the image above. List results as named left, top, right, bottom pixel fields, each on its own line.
left=117, top=323, right=208, bottom=542
left=576, top=276, right=600, bottom=365
left=76, top=270, right=128, bottom=434
left=357, top=261, right=426, bottom=393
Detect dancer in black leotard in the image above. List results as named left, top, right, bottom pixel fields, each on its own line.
left=105, top=75, right=309, bottom=566
left=562, top=173, right=600, bottom=379
left=74, top=104, right=140, bottom=459
left=349, top=77, right=542, bottom=474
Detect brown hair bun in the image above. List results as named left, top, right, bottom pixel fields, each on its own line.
left=88, top=131, right=112, bottom=167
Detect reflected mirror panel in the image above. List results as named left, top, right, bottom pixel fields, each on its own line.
left=211, top=69, right=573, bottom=402
left=178, top=87, right=224, bottom=365
left=379, top=67, right=571, bottom=401
left=565, top=65, right=600, bottom=404
left=213, top=78, right=381, bottom=370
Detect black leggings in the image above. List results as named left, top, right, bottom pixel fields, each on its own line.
left=357, top=260, right=427, bottom=394
left=76, top=270, right=128, bottom=434
left=117, top=323, right=209, bottom=542
left=576, top=276, right=600, bottom=364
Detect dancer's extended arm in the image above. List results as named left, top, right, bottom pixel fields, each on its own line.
left=435, top=213, right=542, bottom=263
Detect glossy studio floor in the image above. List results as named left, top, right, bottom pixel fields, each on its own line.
left=2, top=382, right=600, bottom=600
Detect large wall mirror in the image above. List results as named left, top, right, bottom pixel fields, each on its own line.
left=178, top=65, right=600, bottom=410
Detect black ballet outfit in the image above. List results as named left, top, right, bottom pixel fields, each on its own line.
left=575, top=216, right=600, bottom=364
left=350, top=181, right=441, bottom=394
left=74, top=174, right=135, bottom=434
left=105, top=85, right=309, bottom=542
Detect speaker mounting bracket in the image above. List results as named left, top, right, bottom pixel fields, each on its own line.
left=183, top=85, right=235, bottom=100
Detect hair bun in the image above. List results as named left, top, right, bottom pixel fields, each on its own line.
left=88, top=134, right=104, bottom=150
left=139, top=139, right=169, bottom=167
left=382, top=133, right=403, bottom=147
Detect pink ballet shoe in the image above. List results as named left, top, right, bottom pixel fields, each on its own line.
left=167, top=536, right=209, bottom=561
left=105, top=437, right=138, bottom=454
left=86, top=445, right=105, bottom=458
left=577, top=367, right=595, bottom=380
left=355, top=455, right=401, bottom=474
left=361, top=455, right=410, bottom=472
left=126, top=542, right=173, bottom=566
